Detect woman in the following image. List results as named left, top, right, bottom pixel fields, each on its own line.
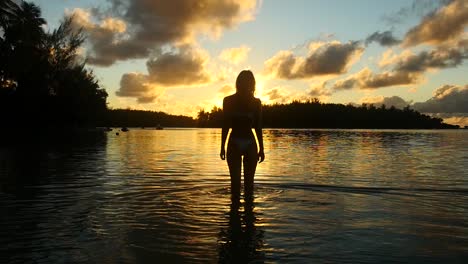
left=220, top=70, right=265, bottom=202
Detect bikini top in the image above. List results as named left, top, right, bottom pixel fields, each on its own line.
left=228, top=111, right=255, bottom=129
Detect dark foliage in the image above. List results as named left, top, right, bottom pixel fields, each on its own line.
left=101, top=109, right=195, bottom=128
left=0, top=1, right=108, bottom=127
left=197, top=99, right=458, bottom=129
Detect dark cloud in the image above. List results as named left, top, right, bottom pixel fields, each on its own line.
left=412, top=84, right=468, bottom=113
left=265, top=88, right=287, bottom=102
left=362, top=71, right=418, bottom=88
left=116, top=72, right=162, bottom=103
left=68, top=8, right=145, bottom=66
left=382, top=0, right=450, bottom=25
left=403, top=0, right=468, bottom=47
left=365, top=31, right=401, bottom=46
left=332, top=68, right=420, bottom=90
left=359, top=87, right=468, bottom=113
left=308, top=82, right=332, bottom=97
left=264, top=87, right=301, bottom=104
left=431, top=113, right=468, bottom=127
left=264, top=51, right=297, bottom=79
left=333, top=38, right=467, bottom=91
left=115, top=47, right=212, bottom=102
left=361, top=96, right=411, bottom=109
left=146, top=47, right=211, bottom=86
left=359, top=92, right=468, bottom=126
left=380, top=96, right=411, bottom=109
left=265, top=41, right=364, bottom=79
left=395, top=40, right=468, bottom=72
left=136, top=96, right=158, bottom=104
left=69, top=0, right=257, bottom=66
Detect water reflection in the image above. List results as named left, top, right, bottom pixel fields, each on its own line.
left=1, top=129, right=468, bottom=263
left=218, top=198, right=265, bottom=263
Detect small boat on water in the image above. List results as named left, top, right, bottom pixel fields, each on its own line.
left=156, top=124, right=163, bottom=130
left=121, top=127, right=129, bottom=132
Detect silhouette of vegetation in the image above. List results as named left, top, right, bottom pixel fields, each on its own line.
left=0, top=0, right=107, bottom=127
left=100, top=109, right=195, bottom=128
left=197, top=99, right=458, bottom=129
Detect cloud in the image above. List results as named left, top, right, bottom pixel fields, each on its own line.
left=261, top=83, right=331, bottom=104
left=146, top=46, right=211, bottom=86
left=382, top=0, right=451, bottom=25
left=378, top=49, right=413, bottom=68
left=332, top=0, right=467, bottom=92
left=403, top=0, right=468, bottom=47
left=116, top=72, right=163, bottom=103
left=219, top=85, right=234, bottom=96
left=67, top=0, right=258, bottom=66
left=356, top=92, right=468, bottom=126
left=365, top=31, right=401, bottom=46
left=263, top=87, right=292, bottom=103
left=262, top=86, right=310, bottom=104
left=334, top=37, right=467, bottom=91
left=412, top=84, right=468, bottom=113
left=115, top=46, right=213, bottom=102
left=68, top=8, right=140, bottom=66
left=360, top=95, right=411, bottom=109
left=264, top=41, right=364, bottom=79
left=218, top=45, right=251, bottom=64
left=332, top=68, right=420, bottom=90
left=308, top=82, right=332, bottom=97
left=394, top=40, right=468, bottom=72
left=437, top=115, right=468, bottom=127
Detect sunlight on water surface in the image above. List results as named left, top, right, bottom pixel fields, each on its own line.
left=1, top=128, right=467, bottom=263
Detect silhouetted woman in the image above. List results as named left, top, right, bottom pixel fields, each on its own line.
left=220, top=70, right=265, bottom=202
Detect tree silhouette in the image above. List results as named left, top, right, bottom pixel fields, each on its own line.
left=196, top=99, right=457, bottom=129
left=0, top=1, right=107, bottom=127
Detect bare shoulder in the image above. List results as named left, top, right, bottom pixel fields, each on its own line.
left=223, top=94, right=236, bottom=103
left=254, top=97, right=262, bottom=107
left=223, top=94, right=236, bottom=109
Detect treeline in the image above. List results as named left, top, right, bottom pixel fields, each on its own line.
left=0, top=1, right=107, bottom=127
left=100, top=109, right=195, bottom=128
left=197, top=100, right=458, bottom=129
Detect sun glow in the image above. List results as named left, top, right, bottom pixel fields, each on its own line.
left=255, top=76, right=270, bottom=104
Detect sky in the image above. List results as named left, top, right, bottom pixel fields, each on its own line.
left=31, top=0, right=468, bottom=126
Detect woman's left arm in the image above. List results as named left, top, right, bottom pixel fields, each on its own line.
left=220, top=98, right=229, bottom=160
left=254, top=99, right=265, bottom=163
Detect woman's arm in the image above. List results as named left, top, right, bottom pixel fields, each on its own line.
left=220, top=98, right=229, bottom=160
left=254, top=99, right=265, bottom=163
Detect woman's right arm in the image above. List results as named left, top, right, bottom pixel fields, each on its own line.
left=255, top=99, right=265, bottom=163
left=220, top=98, right=229, bottom=160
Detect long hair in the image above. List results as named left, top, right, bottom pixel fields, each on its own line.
left=235, top=70, right=255, bottom=97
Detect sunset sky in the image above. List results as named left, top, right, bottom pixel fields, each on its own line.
left=31, top=0, right=468, bottom=126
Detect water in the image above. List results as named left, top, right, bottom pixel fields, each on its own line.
left=1, top=128, right=468, bottom=263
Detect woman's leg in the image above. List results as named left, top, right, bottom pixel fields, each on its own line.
left=227, top=141, right=241, bottom=202
left=243, top=143, right=258, bottom=200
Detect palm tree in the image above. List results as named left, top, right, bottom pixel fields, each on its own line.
left=3, top=1, right=46, bottom=45
left=1, top=1, right=108, bottom=126
left=1, top=1, right=47, bottom=96
left=0, top=0, right=19, bottom=32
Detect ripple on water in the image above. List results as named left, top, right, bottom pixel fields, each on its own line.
left=1, top=128, right=468, bottom=263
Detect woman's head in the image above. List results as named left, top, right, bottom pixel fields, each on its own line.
left=236, top=70, right=255, bottom=96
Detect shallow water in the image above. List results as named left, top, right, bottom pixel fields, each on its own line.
left=1, top=128, right=468, bottom=263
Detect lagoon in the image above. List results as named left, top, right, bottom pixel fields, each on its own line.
left=1, top=128, right=468, bottom=263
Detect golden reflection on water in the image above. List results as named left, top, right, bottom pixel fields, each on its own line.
left=1, top=128, right=468, bottom=263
